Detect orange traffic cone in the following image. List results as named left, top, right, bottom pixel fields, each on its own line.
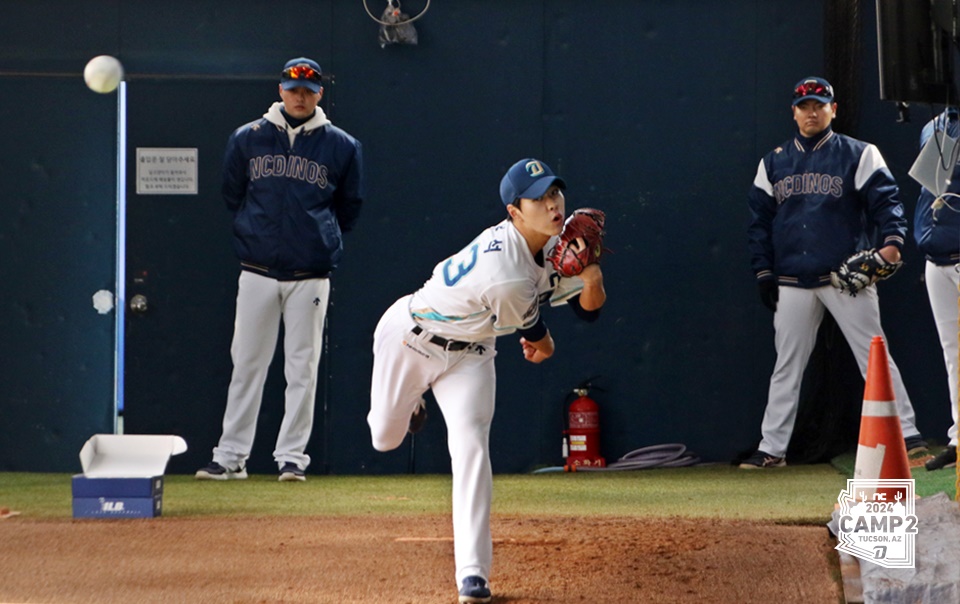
left=853, top=336, right=911, bottom=499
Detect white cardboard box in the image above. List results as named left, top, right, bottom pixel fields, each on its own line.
left=71, top=434, right=187, bottom=519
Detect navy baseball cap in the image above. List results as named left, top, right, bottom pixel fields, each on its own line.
left=499, top=158, right=566, bottom=206
left=281, top=57, right=322, bottom=93
left=792, top=76, right=834, bottom=106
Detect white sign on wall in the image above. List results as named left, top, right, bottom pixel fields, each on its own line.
left=136, top=148, right=198, bottom=195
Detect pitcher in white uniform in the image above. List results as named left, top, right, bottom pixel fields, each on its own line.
left=368, top=158, right=607, bottom=603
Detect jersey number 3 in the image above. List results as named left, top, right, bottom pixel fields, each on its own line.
left=443, top=244, right=478, bottom=286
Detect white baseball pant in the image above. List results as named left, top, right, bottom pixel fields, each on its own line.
left=759, top=284, right=920, bottom=457
left=924, top=260, right=960, bottom=447
left=368, top=295, right=498, bottom=587
left=213, top=270, right=330, bottom=470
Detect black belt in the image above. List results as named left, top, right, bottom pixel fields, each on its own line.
left=411, top=325, right=473, bottom=351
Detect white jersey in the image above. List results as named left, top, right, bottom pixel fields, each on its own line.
left=408, top=219, right=583, bottom=341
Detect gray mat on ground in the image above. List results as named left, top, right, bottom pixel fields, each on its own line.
left=828, top=492, right=960, bottom=603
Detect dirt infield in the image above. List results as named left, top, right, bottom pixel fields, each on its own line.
left=0, top=514, right=841, bottom=603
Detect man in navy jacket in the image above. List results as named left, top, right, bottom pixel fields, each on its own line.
left=197, top=57, right=363, bottom=482
left=743, top=77, right=924, bottom=468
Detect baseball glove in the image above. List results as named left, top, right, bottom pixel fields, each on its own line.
left=548, top=208, right=606, bottom=278
left=829, top=249, right=903, bottom=296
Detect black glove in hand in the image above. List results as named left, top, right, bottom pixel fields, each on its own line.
left=758, top=280, right=778, bottom=312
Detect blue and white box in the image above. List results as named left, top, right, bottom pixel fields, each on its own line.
left=71, top=434, right=187, bottom=519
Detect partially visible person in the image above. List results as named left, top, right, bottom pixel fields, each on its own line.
left=196, top=57, right=363, bottom=482
left=743, top=76, right=925, bottom=469
left=914, top=107, right=960, bottom=471
left=367, top=158, right=606, bottom=602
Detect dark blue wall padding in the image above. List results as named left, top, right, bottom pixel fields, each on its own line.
left=0, top=76, right=117, bottom=470
left=0, top=1, right=948, bottom=474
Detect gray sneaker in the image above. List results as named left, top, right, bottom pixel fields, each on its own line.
left=195, top=461, right=247, bottom=480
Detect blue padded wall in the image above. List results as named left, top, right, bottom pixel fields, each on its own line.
left=0, top=1, right=946, bottom=474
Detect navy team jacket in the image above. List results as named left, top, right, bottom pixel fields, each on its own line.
left=915, top=108, right=960, bottom=266
left=747, top=126, right=907, bottom=288
left=222, top=103, right=364, bottom=281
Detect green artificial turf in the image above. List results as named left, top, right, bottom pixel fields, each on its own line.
left=3, top=456, right=952, bottom=523
left=831, top=448, right=958, bottom=499
left=0, top=463, right=846, bottom=523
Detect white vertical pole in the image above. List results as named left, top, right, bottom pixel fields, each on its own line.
left=114, top=80, right=127, bottom=435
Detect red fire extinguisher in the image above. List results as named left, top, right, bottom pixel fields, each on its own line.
left=563, top=381, right=606, bottom=470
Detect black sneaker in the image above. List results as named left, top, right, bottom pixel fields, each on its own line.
left=738, top=450, right=786, bottom=469
left=408, top=398, right=428, bottom=434
left=195, top=461, right=247, bottom=481
left=278, top=462, right=306, bottom=482
left=904, top=435, right=929, bottom=456
left=925, top=446, right=957, bottom=471
left=458, top=575, right=491, bottom=603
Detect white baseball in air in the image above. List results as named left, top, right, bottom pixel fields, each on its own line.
left=83, top=55, right=124, bottom=94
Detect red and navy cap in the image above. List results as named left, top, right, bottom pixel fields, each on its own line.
left=792, top=77, right=834, bottom=106
left=281, top=57, right=322, bottom=93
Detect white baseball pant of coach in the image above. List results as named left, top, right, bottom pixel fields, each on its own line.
left=924, top=261, right=960, bottom=447
left=759, top=283, right=921, bottom=457
left=212, top=270, right=330, bottom=471
left=368, top=295, right=498, bottom=587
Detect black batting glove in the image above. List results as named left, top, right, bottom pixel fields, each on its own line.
left=758, top=280, right=778, bottom=312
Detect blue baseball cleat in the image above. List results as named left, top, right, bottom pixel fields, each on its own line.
left=458, top=575, right=491, bottom=603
